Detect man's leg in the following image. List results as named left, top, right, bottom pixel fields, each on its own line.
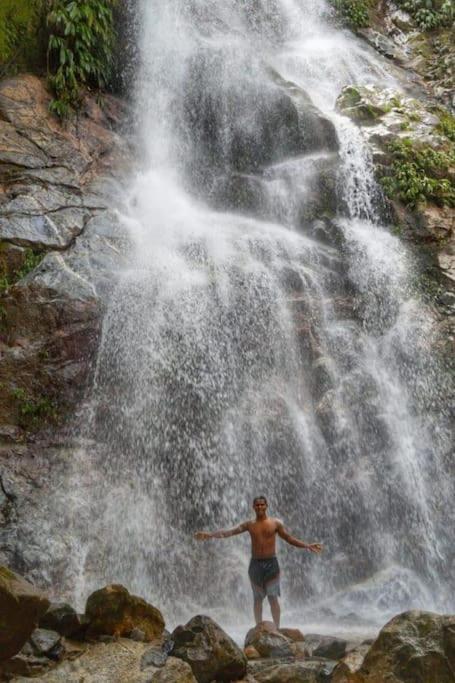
left=268, top=596, right=280, bottom=629
left=253, top=597, right=263, bottom=624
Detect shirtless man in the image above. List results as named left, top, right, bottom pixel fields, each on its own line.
left=194, top=495, right=322, bottom=628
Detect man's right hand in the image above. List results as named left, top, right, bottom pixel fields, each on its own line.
left=194, top=531, right=212, bottom=541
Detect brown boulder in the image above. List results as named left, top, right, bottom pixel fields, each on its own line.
left=171, top=614, right=247, bottom=683
left=245, top=621, right=294, bottom=658
left=0, top=565, right=49, bottom=661
left=85, top=584, right=165, bottom=641
left=339, top=611, right=455, bottom=683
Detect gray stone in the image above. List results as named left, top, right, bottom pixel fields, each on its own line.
left=171, top=614, right=247, bottom=683
left=30, top=628, right=62, bottom=657
left=141, top=646, right=168, bottom=669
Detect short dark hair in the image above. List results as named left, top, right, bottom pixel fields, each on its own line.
left=253, top=495, right=268, bottom=505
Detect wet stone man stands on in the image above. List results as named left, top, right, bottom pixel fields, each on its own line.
left=195, top=495, right=322, bottom=628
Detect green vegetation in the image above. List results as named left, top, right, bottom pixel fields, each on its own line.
left=381, top=138, right=455, bottom=208
left=436, top=110, right=455, bottom=142
left=395, top=0, right=454, bottom=31
left=47, top=0, right=117, bottom=117
left=330, top=0, right=372, bottom=29
left=0, top=248, right=43, bottom=294
left=0, top=0, right=46, bottom=78
left=11, top=387, right=58, bottom=430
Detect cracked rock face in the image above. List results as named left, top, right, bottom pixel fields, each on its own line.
left=0, top=75, right=132, bottom=437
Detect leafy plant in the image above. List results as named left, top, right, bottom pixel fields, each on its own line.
left=47, top=0, right=116, bottom=116
left=395, top=0, right=454, bottom=31
left=0, top=248, right=43, bottom=294
left=380, top=137, right=455, bottom=208
left=12, top=387, right=58, bottom=429
left=330, top=0, right=371, bottom=29
left=436, top=111, right=455, bottom=142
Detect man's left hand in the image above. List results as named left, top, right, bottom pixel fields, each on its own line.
left=307, top=543, right=323, bottom=553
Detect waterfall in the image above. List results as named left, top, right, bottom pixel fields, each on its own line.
left=24, top=0, right=454, bottom=634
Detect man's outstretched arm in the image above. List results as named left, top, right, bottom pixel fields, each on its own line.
left=194, top=522, right=249, bottom=541
left=277, top=521, right=323, bottom=553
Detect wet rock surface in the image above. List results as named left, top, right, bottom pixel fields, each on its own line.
left=336, top=82, right=454, bottom=346
left=0, top=75, right=131, bottom=439
left=353, top=610, right=455, bottom=683
left=245, top=622, right=294, bottom=659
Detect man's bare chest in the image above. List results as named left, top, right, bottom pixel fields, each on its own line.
left=249, top=521, right=277, bottom=541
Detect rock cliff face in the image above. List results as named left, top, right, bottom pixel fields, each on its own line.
left=0, top=75, right=131, bottom=439
left=0, top=75, right=132, bottom=571
left=334, top=2, right=454, bottom=353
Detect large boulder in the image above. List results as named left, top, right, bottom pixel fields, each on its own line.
left=85, top=584, right=165, bottom=641
left=171, top=614, right=247, bottom=683
left=0, top=565, right=49, bottom=661
left=339, top=610, right=455, bottom=683
left=244, top=621, right=294, bottom=658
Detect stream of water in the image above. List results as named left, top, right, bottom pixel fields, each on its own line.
left=28, top=0, right=454, bottom=635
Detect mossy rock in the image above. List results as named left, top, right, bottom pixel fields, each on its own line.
left=85, top=584, right=165, bottom=641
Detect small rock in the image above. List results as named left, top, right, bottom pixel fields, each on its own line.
left=130, top=627, right=146, bottom=642
left=30, top=628, right=61, bottom=657
left=39, top=602, right=81, bottom=638
left=141, top=646, right=168, bottom=669
left=311, top=634, right=348, bottom=660
left=245, top=621, right=294, bottom=659
left=251, top=659, right=336, bottom=682
left=171, top=614, right=247, bottom=683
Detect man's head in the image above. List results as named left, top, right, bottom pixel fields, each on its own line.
left=253, top=496, right=268, bottom=517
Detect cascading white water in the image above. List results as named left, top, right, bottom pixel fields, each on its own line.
left=22, top=0, right=454, bottom=636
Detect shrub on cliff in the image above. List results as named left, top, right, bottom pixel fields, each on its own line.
left=330, top=0, right=373, bottom=29
left=47, top=0, right=117, bottom=116
left=395, top=0, right=454, bottom=31
left=381, top=137, right=455, bottom=208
